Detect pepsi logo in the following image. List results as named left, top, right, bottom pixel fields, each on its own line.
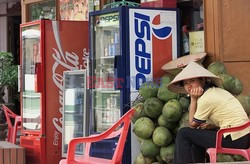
left=152, top=15, right=172, bottom=39
left=133, top=12, right=152, bottom=90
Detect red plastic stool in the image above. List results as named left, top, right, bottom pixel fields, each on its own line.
left=207, top=120, right=250, bottom=163
left=2, top=105, right=21, bottom=144
left=59, top=108, right=135, bottom=164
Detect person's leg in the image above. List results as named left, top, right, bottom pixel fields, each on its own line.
left=191, top=143, right=206, bottom=163
left=173, top=127, right=217, bottom=164
left=222, top=133, right=250, bottom=149
left=174, top=127, right=193, bottom=164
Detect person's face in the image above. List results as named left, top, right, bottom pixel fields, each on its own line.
left=183, top=78, right=205, bottom=94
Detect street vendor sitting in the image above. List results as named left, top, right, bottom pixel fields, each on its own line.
left=167, top=61, right=250, bottom=164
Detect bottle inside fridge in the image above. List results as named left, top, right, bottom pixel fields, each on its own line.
left=95, top=92, right=120, bottom=132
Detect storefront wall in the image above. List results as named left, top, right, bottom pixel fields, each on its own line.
left=204, top=0, right=250, bottom=94
left=21, top=0, right=59, bottom=23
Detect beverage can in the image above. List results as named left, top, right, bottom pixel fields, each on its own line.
left=110, top=38, right=114, bottom=44
left=114, top=31, right=119, bottom=43
left=102, top=110, right=107, bottom=123
left=108, top=44, right=114, bottom=56
left=113, top=43, right=120, bottom=56
left=106, top=98, right=111, bottom=109
left=104, top=47, right=108, bottom=56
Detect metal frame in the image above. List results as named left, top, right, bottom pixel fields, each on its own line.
left=20, top=20, right=45, bottom=135
left=61, top=69, right=87, bottom=157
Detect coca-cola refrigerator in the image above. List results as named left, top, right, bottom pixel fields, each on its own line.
left=19, top=20, right=89, bottom=164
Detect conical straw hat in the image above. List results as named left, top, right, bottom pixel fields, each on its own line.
left=161, top=52, right=207, bottom=75
left=167, top=61, right=222, bottom=94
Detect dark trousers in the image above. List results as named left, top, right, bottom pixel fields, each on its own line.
left=173, top=127, right=250, bottom=164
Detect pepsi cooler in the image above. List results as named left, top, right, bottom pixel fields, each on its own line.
left=88, top=6, right=178, bottom=163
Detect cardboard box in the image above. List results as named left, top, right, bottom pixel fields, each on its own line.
left=189, top=31, right=205, bottom=54
left=0, top=141, right=25, bottom=164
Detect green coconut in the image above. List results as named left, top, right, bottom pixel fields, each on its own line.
left=157, top=84, right=179, bottom=102
left=217, top=154, right=234, bottom=162
left=236, top=94, right=250, bottom=115
left=134, top=153, right=156, bottom=164
left=179, top=96, right=190, bottom=111
left=156, top=155, right=164, bottom=163
left=144, top=97, right=164, bottom=118
left=152, top=127, right=173, bottom=147
left=231, top=77, right=243, bottom=95
left=131, top=102, right=145, bottom=124
left=207, top=61, right=227, bottom=76
left=157, top=115, right=177, bottom=130
left=140, top=139, right=160, bottom=158
left=233, top=154, right=247, bottom=161
left=179, top=112, right=190, bottom=129
left=218, top=73, right=235, bottom=93
left=160, top=143, right=175, bottom=163
left=162, top=99, right=183, bottom=122
left=133, top=117, right=155, bottom=139
left=160, top=73, right=174, bottom=85
left=139, top=81, right=159, bottom=99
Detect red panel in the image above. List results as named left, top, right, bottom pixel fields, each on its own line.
left=35, top=63, right=42, bottom=92
left=44, top=20, right=89, bottom=164
left=152, top=15, right=173, bottom=80
left=20, top=135, right=45, bottom=164
left=141, top=0, right=177, bottom=8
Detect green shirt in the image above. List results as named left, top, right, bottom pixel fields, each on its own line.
left=194, top=87, right=250, bottom=140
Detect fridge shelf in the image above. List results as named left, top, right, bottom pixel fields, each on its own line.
left=22, top=95, right=40, bottom=98
left=93, top=89, right=119, bottom=93
left=99, top=90, right=120, bottom=94
left=96, top=23, right=119, bottom=28
left=101, top=56, right=115, bottom=59
left=64, top=111, right=84, bottom=115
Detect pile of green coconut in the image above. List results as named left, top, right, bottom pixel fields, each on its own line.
left=132, top=61, right=250, bottom=164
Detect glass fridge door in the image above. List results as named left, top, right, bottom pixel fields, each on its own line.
left=90, top=12, right=121, bottom=133
left=21, top=24, right=41, bottom=132
left=62, top=70, right=87, bottom=157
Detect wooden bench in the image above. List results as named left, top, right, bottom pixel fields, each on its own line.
left=0, top=141, right=25, bottom=164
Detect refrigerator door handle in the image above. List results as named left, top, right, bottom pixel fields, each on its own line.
left=114, top=55, right=119, bottom=69
left=35, top=62, right=42, bottom=93
left=18, top=65, right=22, bottom=92
left=114, top=55, right=121, bottom=90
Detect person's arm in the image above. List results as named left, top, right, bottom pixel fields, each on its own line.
left=199, top=123, right=219, bottom=130
left=188, top=87, right=204, bottom=128
left=189, top=97, right=201, bottom=128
